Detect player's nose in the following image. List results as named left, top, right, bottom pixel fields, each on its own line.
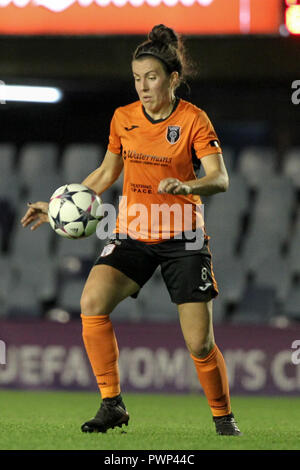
left=140, top=78, right=149, bottom=91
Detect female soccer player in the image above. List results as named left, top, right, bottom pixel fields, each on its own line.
left=21, top=25, right=241, bottom=436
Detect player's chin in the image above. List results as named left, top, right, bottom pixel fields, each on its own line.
left=142, top=98, right=155, bottom=109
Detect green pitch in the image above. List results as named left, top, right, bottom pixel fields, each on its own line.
left=0, top=390, right=299, bottom=450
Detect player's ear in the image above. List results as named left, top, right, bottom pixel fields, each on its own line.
left=170, top=71, right=180, bottom=91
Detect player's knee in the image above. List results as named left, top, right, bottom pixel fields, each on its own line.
left=189, top=338, right=215, bottom=359
left=80, top=289, right=112, bottom=316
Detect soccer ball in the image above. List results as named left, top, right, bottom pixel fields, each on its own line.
left=48, top=184, right=102, bottom=239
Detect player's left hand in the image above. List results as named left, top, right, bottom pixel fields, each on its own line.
left=21, top=201, right=49, bottom=230
left=158, top=178, right=192, bottom=195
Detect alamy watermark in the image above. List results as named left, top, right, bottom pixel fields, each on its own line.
left=291, top=340, right=300, bottom=365
left=0, top=340, right=6, bottom=365
left=96, top=197, right=205, bottom=251
left=291, top=80, right=300, bottom=105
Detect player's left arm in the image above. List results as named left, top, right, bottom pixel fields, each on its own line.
left=158, top=153, right=229, bottom=196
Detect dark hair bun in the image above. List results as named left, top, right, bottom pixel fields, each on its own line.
left=149, top=24, right=179, bottom=48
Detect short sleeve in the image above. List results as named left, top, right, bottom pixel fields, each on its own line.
left=108, top=109, right=121, bottom=155
left=192, top=110, right=222, bottom=159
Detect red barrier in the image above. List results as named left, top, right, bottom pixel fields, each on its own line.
left=0, top=0, right=281, bottom=35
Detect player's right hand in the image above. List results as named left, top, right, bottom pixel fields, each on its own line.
left=21, top=201, right=49, bottom=231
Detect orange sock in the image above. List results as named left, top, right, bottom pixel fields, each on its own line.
left=191, top=344, right=231, bottom=417
left=81, top=314, right=120, bottom=399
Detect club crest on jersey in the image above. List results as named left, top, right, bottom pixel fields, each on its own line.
left=166, top=126, right=181, bottom=144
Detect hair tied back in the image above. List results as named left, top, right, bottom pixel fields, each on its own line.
left=148, top=24, right=179, bottom=49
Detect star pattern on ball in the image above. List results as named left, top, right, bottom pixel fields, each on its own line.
left=61, top=188, right=86, bottom=203
left=51, top=213, right=68, bottom=232
left=49, top=185, right=101, bottom=239
left=52, top=191, right=97, bottom=233
left=73, top=207, right=97, bottom=229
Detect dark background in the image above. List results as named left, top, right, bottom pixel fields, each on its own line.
left=0, top=34, right=299, bottom=153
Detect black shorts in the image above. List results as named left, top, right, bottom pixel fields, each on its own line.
left=94, top=235, right=219, bottom=304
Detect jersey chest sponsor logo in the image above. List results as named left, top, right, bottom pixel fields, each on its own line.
left=122, top=149, right=172, bottom=167
left=130, top=183, right=153, bottom=194
left=166, top=125, right=181, bottom=144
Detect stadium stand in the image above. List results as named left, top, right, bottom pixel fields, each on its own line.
left=0, top=144, right=18, bottom=199
left=205, top=173, right=249, bottom=258
left=61, top=143, right=104, bottom=183
left=0, top=254, right=10, bottom=312
left=0, top=141, right=299, bottom=325
left=212, top=253, right=247, bottom=311
left=110, top=295, right=143, bottom=323
left=252, top=252, right=290, bottom=305
left=18, top=142, right=62, bottom=203
left=231, top=284, right=278, bottom=324
left=55, top=235, right=99, bottom=264
left=4, top=218, right=57, bottom=316
left=10, top=213, right=53, bottom=262
left=0, top=144, right=18, bottom=252
left=56, top=278, right=86, bottom=315
left=220, top=146, right=235, bottom=175
left=18, top=142, right=59, bottom=187
left=237, top=146, right=278, bottom=189
left=282, top=281, right=300, bottom=322
left=137, top=267, right=178, bottom=323
left=282, top=146, right=300, bottom=189
left=241, top=174, right=293, bottom=245
left=288, top=207, right=300, bottom=277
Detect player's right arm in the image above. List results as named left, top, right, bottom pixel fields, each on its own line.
left=81, top=150, right=123, bottom=195
left=21, top=149, right=123, bottom=231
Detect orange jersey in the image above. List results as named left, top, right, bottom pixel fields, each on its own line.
left=108, top=98, right=222, bottom=243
